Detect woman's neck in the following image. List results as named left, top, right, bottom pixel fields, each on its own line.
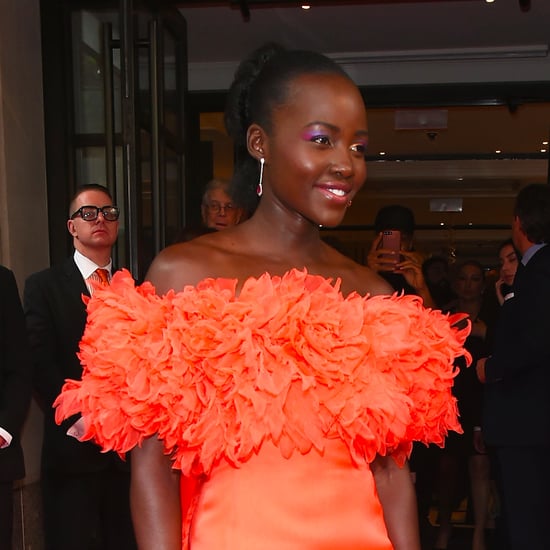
left=456, top=297, right=481, bottom=318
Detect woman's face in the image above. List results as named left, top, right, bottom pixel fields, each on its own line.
left=454, top=264, right=485, bottom=301
left=499, top=243, right=518, bottom=285
left=261, top=72, right=368, bottom=228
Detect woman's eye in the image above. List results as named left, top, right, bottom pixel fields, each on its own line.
left=311, top=135, right=331, bottom=145
left=350, top=142, right=367, bottom=155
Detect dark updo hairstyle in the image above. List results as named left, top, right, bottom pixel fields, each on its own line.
left=224, top=43, right=350, bottom=215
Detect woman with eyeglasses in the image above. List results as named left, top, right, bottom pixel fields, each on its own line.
left=55, top=45, right=470, bottom=550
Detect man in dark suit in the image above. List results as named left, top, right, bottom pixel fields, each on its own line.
left=477, top=183, right=550, bottom=550
left=0, top=266, right=32, bottom=550
left=24, top=184, right=136, bottom=549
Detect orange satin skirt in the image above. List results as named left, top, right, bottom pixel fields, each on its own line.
left=186, top=439, right=393, bottom=550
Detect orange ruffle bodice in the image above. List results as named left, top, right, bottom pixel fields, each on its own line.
left=55, top=268, right=468, bottom=476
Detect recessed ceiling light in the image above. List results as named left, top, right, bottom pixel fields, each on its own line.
left=543, top=141, right=549, bottom=145
left=541, top=149, right=547, bottom=153
left=379, top=151, right=386, bottom=156
left=301, top=5, right=311, bottom=9
left=495, top=149, right=502, bottom=154
left=440, top=222, right=445, bottom=226
left=485, top=0, right=495, bottom=3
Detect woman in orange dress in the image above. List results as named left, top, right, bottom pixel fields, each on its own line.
left=55, top=44, right=469, bottom=550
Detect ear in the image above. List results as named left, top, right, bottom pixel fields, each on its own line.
left=67, top=218, right=80, bottom=239
left=246, top=123, right=267, bottom=161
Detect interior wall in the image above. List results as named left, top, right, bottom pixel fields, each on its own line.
left=0, top=0, right=49, bottom=485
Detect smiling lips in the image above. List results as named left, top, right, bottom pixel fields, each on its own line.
left=317, top=183, right=352, bottom=204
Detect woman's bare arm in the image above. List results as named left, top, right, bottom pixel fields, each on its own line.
left=371, top=455, right=420, bottom=550
left=130, top=436, right=182, bottom=549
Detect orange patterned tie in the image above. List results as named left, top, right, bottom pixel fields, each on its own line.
left=95, top=268, right=110, bottom=285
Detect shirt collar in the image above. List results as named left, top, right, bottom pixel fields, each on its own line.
left=73, top=250, right=112, bottom=280
left=521, top=242, right=547, bottom=266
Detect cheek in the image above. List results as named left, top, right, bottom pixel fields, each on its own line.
left=268, top=151, right=314, bottom=196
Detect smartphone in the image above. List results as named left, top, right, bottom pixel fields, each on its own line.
left=381, top=230, right=401, bottom=252
left=500, top=283, right=513, bottom=297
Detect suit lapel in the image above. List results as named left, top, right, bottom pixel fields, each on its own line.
left=62, top=257, right=89, bottom=302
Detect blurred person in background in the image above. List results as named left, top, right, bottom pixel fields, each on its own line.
left=433, top=260, right=497, bottom=550
left=367, top=204, right=436, bottom=544
left=0, top=266, right=31, bottom=550
left=477, top=183, right=550, bottom=550
left=422, top=255, right=456, bottom=309
left=367, top=204, right=434, bottom=308
left=495, top=239, right=519, bottom=305
left=201, top=178, right=245, bottom=231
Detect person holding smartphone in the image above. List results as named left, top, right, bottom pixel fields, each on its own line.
left=367, top=205, right=434, bottom=308
left=367, top=204, right=437, bottom=545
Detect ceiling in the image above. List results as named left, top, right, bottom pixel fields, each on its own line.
left=178, top=0, right=550, bottom=65
left=177, top=0, right=550, bottom=266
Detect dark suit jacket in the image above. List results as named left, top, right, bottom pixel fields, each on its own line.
left=483, top=244, right=550, bottom=447
left=0, top=266, right=32, bottom=482
left=24, top=257, right=126, bottom=474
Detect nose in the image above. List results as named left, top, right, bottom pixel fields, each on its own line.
left=95, top=211, right=109, bottom=222
left=330, top=145, right=354, bottom=177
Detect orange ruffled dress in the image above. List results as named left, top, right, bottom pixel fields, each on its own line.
left=55, top=269, right=469, bottom=550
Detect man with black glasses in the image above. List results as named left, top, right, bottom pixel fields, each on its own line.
left=24, top=184, right=136, bottom=549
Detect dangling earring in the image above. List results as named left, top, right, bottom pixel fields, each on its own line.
left=257, top=157, right=264, bottom=197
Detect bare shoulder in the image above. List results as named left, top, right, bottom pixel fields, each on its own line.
left=145, top=238, right=225, bottom=294
left=346, top=262, right=394, bottom=297
left=323, top=248, right=392, bottom=297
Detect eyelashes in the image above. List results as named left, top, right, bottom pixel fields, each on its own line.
left=351, top=142, right=368, bottom=155
left=307, top=134, right=368, bottom=155
left=310, top=134, right=331, bottom=146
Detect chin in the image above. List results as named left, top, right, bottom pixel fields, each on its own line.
left=318, top=217, right=345, bottom=229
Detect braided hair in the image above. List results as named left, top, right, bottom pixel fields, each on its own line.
left=224, top=43, right=350, bottom=215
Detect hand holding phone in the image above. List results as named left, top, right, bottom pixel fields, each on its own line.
left=381, top=230, right=401, bottom=252
left=374, top=230, right=401, bottom=271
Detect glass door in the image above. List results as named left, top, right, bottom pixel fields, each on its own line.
left=43, top=0, right=187, bottom=280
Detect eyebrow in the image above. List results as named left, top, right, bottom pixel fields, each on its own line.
left=306, top=121, right=368, bottom=138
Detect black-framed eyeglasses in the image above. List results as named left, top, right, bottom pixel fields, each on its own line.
left=204, top=201, right=236, bottom=214
left=70, top=205, right=120, bottom=222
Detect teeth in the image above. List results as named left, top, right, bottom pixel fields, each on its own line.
left=328, top=189, right=346, bottom=196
